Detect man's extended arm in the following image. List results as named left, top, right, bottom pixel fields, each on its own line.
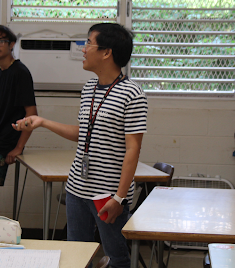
left=12, top=115, right=80, bottom=142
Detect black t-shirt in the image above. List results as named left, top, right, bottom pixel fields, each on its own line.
left=0, top=60, right=36, bottom=155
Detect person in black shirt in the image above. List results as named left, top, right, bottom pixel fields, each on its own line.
left=0, top=25, right=37, bottom=186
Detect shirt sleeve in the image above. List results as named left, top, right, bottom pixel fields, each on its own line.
left=124, top=93, right=148, bottom=134
left=14, top=63, right=36, bottom=107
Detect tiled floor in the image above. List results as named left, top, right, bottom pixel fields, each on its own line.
left=92, top=243, right=207, bottom=268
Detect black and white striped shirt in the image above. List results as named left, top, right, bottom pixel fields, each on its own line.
left=66, top=77, right=148, bottom=204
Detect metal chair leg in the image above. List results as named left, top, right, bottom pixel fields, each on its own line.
left=165, top=241, right=172, bottom=268
left=149, top=241, right=172, bottom=268
left=148, top=241, right=156, bottom=268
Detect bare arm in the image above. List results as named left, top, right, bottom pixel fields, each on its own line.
left=6, top=106, right=37, bottom=164
left=12, top=115, right=80, bottom=142
left=116, top=133, right=143, bottom=198
left=98, top=133, right=143, bottom=224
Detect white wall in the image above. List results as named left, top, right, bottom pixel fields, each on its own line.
left=140, top=96, right=235, bottom=180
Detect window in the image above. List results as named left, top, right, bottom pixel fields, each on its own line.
left=10, top=0, right=117, bottom=23
left=9, top=0, right=235, bottom=93
left=131, top=0, right=235, bottom=93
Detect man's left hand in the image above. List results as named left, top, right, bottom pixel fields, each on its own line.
left=98, top=198, right=123, bottom=224
left=5, top=147, right=22, bottom=164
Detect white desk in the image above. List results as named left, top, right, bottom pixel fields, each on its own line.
left=20, top=239, right=100, bottom=268
left=13, top=150, right=170, bottom=239
left=122, top=187, right=235, bottom=268
left=209, top=243, right=235, bottom=268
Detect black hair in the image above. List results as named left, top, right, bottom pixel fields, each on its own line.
left=0, top=25, right=17, bottom=43
left=88, top=23, right=133, bottom=68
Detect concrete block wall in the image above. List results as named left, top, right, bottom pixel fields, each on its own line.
left=1, top=95, right=235, bottom=229
left=139, top=96, right=235, bottom=183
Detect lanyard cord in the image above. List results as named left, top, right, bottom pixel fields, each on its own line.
left=84, top=72, right=123, bottom=153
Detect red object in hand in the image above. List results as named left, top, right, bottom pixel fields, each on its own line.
left=92, top=193, right=111, bottom=221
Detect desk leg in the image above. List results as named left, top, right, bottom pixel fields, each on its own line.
left=157, top=241, right=164, bottom=268
left=43, top=181, right=52, bottom=240
left=131, top=240, right=140, bottom=268
left=13, top=161, right=20, bottom=220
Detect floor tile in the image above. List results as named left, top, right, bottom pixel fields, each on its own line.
left=93, top=244, right=207, bottom=268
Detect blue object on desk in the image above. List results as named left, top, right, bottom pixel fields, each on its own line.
left=0, top=243, right=25, bottom=249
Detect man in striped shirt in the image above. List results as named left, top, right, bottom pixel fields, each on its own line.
left=14, top=23, right=148, bottom=268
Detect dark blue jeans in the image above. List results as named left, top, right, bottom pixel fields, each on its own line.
left=66, top=191, right=131, bottom=268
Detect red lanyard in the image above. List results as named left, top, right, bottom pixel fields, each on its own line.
left=84, top=72, right=123, bottom=153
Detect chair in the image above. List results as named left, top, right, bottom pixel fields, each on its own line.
left=148, top=162, right=174, bottom=268
left=153, top=162, right=174, bottom=186
left=145, top=162, right=174, bottom=195
left=95, top=256, right=110, bottom=268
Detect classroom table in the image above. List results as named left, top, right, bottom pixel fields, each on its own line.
left=19, top=239, right=100, bottom=268
left=134, top=161, right=170, bottom=183
left=122, top=187, right=235, bottom=268
left=13, top=150, right=76, bottom=240
left=209, top=243, right=235, bottom=268
left=13, top=150, right=170, bottom=240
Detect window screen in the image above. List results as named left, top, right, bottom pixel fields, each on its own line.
left=131, top=0, right=235, bottom=92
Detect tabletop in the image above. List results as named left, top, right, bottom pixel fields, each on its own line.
left=16, top=150, right=170, bottom=182
left=122, top=187, right=235, bottom=243
left=20, top=239, right=100, bottom=268
left=134, top=161, right=170, bottom=182
left=16, top=150, right=76, bottom=182
left=209, top=243, right=235, bottom=268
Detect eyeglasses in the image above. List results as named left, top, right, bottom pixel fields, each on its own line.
left=0, top=40, right=10, bottom=47
left=84, top=41, right=106, bottom=50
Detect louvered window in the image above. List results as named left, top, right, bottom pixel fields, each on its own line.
left=10, top=0, right=117, bottom=23
left=131, top=0, right=235, bottom=93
